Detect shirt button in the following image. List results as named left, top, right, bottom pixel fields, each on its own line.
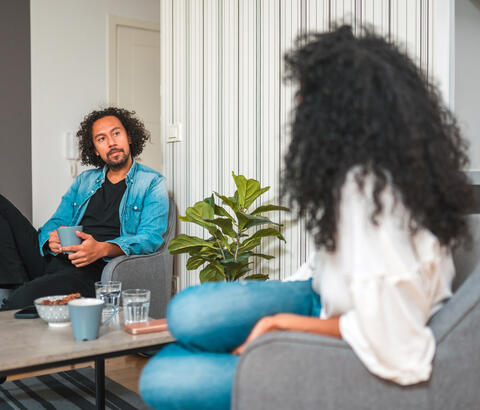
left=134, top=206, right=138, bottom=210
left=73, top=202, right=77, bottom=206
left=91, top=190, right=94, bottom=193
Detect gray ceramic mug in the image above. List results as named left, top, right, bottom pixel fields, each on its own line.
left=57, top=225, right=83, bottom=254
left=68, top=298, right=117, bottom=341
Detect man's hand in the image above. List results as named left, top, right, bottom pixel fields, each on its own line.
left=48, top=229, right=62, bottom=254
left=62, top=231, right=124, bottom=268
left=62, top=231, right=104, bottom=268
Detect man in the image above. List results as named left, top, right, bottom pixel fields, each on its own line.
left=0, top=107, right=169, bottom=310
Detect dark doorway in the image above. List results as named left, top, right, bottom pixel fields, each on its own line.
left=0, top=0, right=32, bottom=221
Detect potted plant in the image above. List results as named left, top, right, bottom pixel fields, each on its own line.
left=168, top=172, right=289, bottom=282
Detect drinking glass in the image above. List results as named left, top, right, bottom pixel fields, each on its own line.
left=122, top=289, right=151, bottom=324
left=95, top=281, right=122, bottom=314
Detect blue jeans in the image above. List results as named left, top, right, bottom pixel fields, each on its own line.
left=139, top=279, right=321, bottom=410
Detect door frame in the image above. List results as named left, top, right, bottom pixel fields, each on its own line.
left=108, top=15, right=160, bottom=105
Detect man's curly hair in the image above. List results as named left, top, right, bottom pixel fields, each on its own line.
left=282, top=25, right=473, bottom=252
left=77, top=107, right=150, bottom=168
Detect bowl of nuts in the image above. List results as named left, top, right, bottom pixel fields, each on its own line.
left=34, top=293, right=82, bottom=327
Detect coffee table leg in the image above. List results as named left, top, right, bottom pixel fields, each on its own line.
left=95, top=358, right=105, bottom=410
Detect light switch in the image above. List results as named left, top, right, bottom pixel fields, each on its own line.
left=166, top=123, right=183, bottom=143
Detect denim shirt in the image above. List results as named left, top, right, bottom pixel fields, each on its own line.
left=38, top=160, right=169, bottom=258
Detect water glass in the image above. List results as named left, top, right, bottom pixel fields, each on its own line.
left=95, top=281, right=122, bottom=314
left=122, top=289, right=151, bottom=324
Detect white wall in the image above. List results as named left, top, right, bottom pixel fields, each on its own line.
left=30, top=0, right=160, bottom=227
left=455, top=0, right=480, bottom=171
left=162, top=0, right=444, bottom=289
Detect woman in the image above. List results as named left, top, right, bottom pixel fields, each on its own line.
left=139, top=26, right=473, bottom=409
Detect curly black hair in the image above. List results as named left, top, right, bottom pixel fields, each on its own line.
left=282, top=25, right=473, bottom=252
left=77, top=107, right=150, bottom=168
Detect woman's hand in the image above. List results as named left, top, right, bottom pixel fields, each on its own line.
left=232, top=314, right=341, bottom=355
left=233, top=315, right=279, bottom=355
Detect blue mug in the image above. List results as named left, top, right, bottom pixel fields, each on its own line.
left=58, top=225, right=83, bottom=254
left=68, top=298, right=117, bottom=341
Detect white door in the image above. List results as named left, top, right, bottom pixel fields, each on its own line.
left=109, top=17, right=162, bottom=172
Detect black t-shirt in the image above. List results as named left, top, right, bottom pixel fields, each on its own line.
left=80, top=177, right=127, bottom=242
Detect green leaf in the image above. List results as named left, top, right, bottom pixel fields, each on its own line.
left=235, top=212, right=247, bottom=229
left=211, top=228, right=227, bottom=244
left=251, top=204, right=290, bottom=216
left=223, top=262, right=250, bottom=281
left=178, top=215, right=190, bottom=222
left=244, top=274, right=269, bottom=281
left=203, top=195, right=215, bottom=208
left=198, top=246, right=221, bottom=258
left=168, top=234, right=217, bottom=254
left=221, top=252, right=252, bottom=264
left=245, top=184, right=270, bottom=209
left=207, top=218, right=237, bottom=239
left=213, top=204, right=234, bottom=220
left=251, top=253, right=275, bottom=260
left=212, top=228, right=230, bottom=253
left=185, top=201, right=215, bottom=225
left=233, top=265, right=253, bottom=280
left=250, top=228, right=286, bottom=242
left=187, top=247, right=202, bottom=256
left=237, top=213, right=282, bottom=230
left=186, top=255, right=207, bottom=270
left=239, top=237, right=262, bottom=253
left=243, top=179, right=259, bottom=209
left=232, top=172, right=247, bottom=209
left=214, top=192, right=238, bottom=212
left=199, top=263, right=225, bottom=283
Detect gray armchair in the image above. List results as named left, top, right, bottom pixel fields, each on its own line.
left=233, top=215, right=480, bottom=410
left=101, top=196, right=177, bottom=319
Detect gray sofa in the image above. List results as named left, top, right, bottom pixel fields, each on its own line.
left=101, top=195, right=177, bottom=319
left=232, top=214, right=480, bottom=410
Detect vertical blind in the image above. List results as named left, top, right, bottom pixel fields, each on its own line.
left=160, top=0, right=435, bottom=289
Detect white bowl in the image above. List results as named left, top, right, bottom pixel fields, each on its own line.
left=34, top=295, right=71, bottom=327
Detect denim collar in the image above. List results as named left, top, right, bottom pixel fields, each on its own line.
left=100, top=157, right=137, bottom=185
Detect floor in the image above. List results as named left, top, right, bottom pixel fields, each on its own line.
left=6, top=354, right=149, bottom=394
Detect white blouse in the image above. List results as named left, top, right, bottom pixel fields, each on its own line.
left=284, top=169, right=454, bottom=385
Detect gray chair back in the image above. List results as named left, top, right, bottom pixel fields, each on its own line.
left=138, top=195, right=177, bottom=316
left=101, top=195, right=177, bottom=318
left=425, top=214, right=480, bottom=408
left=160, top=196, right=177, bottom=252
left=452, top=214, right=480, bottom=291
left=430, top=214, right=480, bottom=339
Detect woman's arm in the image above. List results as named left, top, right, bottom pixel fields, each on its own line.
left=233, top=314, right=340, bottom=355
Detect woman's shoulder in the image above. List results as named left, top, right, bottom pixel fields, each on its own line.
left=338, top=166, right=453, bottom=279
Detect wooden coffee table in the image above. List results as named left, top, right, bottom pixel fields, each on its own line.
left=0, top=309, right=174, bottom=409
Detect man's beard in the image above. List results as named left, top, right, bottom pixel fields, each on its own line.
left=105, top=149, right=130, bottom=170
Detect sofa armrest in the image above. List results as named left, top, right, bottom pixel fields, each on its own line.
left=232, top=331, right=427, bottom=410
left=102, top=249, right=173, bottom=319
